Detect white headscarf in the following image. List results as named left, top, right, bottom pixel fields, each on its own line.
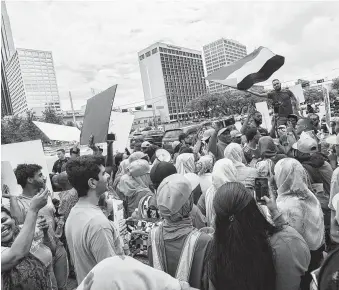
left=275, top=158, right=325, bottom=250
left=76, top=256, right=193, bottom=290
left=205, top=158, right=237, bottom=226
left=175, top=153, right=195, bottom=175
left=224, top=143, right=246, bottom=168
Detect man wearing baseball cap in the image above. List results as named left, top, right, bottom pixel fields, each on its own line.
left=141, top=141, right=158, bottom=162
left=148, top=174, right=212, bottom=289
left=230, top=130, right=242, bottom=144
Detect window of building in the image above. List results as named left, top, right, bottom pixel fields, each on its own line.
left=145, top=51, right=151, bottom=57
left=139, top=54, right=145, bottom=61
left=152, top=48, right=158, bottom=54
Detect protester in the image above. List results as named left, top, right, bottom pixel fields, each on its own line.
left=224, top=143, right=258, bottom=188
left=250, top=79, right=300, bottom=125
left=194, top=128, right=215, bottom=156
left=194, top=154, right=214, bottom=196
left=53, top=149, right=69, bottom=174
left=241, top=109, right=269, bottom=136
left=171, top=140, right=182, bottom=164
left=1, top=188, right=55, bottom=290
left=208, top=124, right=233, bottom=160
left=208, top=182, right=311, bottom=290
left=204, top=158, right=238, bottom=226
left=296, top=118, right=316, bottom=137
left=329, top=167, right=339, bottom=245
left=275, top=158, right=325, bottom=289
left=9, top=163, right=68, bottom=290
left=148, top=174, right=212, bottom=289
left=255, top=136, right=287, bottom=177
left=117, top=159, right=153, bottom=217
left=65, top=155, right=124, bottom=284
left=76, top=256, right=198, bottom=290
left=141, top=141, right=158, bottom=161
left=242, top=128, right=261, bottom=164
left=288, top=113, right=299, bottom=129
left=184, top=173, right=203, bottom=205
left=150, top=161, right=177, bottom=190
left=175, top=152, right=195, bottom=174
left=230, top=129, right=242, bottom=144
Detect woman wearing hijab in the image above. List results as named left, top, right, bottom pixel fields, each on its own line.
left=175, top=153, right=195, bottom=175
left=224, top=143, right=258, bottom=189
left=204, top=158, right=238, bottom=226
left=76, top=256, right=198, bottom=290
left=275, top=158, right=325, bottom=288
left=255, top=136, right=287, bottom=177
left=195, top=155, right=214, bottom=197
left=117, top=159, right=153, bottom=217
left=208, top=182, right=311, bottom=290
left=329, top=167, right=339, bottom=245
left=148, top=174, right=212, bottom=289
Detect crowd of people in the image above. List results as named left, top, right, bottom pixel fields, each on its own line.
left=2, top=79, right=339, bottom=290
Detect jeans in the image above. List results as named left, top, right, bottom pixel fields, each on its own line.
left=53, top=243, right=69, bottom=290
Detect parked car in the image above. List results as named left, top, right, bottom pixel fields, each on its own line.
left=162, top=124, right=200, bottom=153
left=142, top=130, right=164, bottom=147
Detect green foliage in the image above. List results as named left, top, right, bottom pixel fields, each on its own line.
left=1, top=110, right=48, bottom=145
left=303, top=87, right=324, bottom=103
left=332, top=77, right=339, bottom=91
left=42, top=106, right=63, bottom=124
left=186, top=89, right=264, bottom=117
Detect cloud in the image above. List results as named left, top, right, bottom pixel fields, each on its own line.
left=6, top=0, right=339, bottom=110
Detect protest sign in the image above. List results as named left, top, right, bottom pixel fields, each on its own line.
left=108, top=112, right=135, bottom=153
left=33, top=121, right=80, bottom=142
left=289, top=84, right=305, bottom=104
left=1, top=140, right=53, bottom=193
left=112, top=199, right=124, bottom=229
left=322, top=84, right=331, bottom=130
left=80, top=85, right=117, bottom=145
left=255, top=101, right=271, bottom=131
left=1, top=161, right=21, bottom=196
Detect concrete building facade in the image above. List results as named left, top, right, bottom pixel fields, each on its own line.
left=203, top=38, right=247, bottom=94
left=138, top=42, right=207, bottom=122
left=5, top=48, right=61, bottom=116
left=1, top=1, right=15, bottom=116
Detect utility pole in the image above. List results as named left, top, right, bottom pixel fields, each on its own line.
left=69, top=91, right=76, bottom=125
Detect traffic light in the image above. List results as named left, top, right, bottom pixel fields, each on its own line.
left=317, top=79, right=324, bottom=83
left=146, top=105, right=153, bottom=108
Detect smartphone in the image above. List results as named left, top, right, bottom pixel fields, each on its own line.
left=254, top=178, right=269, bottom=204
left=107, top=133, right=116, bottom=142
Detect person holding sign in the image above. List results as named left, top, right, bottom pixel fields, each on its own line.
left=248, top=79, right=300, bottom=126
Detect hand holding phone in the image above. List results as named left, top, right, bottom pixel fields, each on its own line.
left=254, top=178, right=269, bottom=204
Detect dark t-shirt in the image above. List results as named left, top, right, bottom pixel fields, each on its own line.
left=53, top=158, right=69, bottom=173
left=268, top=89, right=294, bottom=118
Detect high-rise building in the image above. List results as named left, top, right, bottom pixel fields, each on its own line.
left=6, top=48, right=61, bottom=116
left=203, top=38, right=247, bottom=94
left=1, top=1, right=16, bottom=116
left=138, top=42, right=207, bottom=122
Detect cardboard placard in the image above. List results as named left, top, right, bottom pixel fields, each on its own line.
left=33, top=121, right=80, bottom=142
left=1, top=140, right=53, bottom=193
left=255, top=101, right=272, bottom=131
left=289, top=84, right=305, bottom=104
left=80, top=85, right=118, bottom=145
left=1, top=161, right=21, bottom=196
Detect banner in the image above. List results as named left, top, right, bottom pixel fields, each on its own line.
left=80, top=85, right=117, bottom=145
left=33, top=121, right=80, bottom=142
left=1, top=140, right=53, bottom=193
left=108, top=112, right=135, bottom=153
left=1, top=161, right=21, bottom=197
left=322, top=84, right=331, bottom=130
left=255, top=101, right=272, bottom=131
left=289, top=84, right=305, bottom=104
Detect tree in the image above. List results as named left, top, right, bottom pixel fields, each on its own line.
left=1, top=111, right=48, bottom=145
left=303, top=87, right=324, bottom=104
left=42, top=106, right=63, bottom=124
left=332, top=77, right=339, bottom=91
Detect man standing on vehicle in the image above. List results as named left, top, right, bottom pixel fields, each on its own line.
left=248, top=79, right=300, bottom=126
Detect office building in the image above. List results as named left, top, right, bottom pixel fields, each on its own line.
left=138, top=42, right=207, bottom=122
left=1, top=1, right=16, bottom=116
left=6, top=48, right=61, bottom=116
left=203, top=38, right=247, bottom=94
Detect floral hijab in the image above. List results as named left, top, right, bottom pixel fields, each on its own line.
left=195, top=154, right=214, bottom=175
left=275, top=158, right=325, bottom=250
left=175, top=153, right=195, bottom=175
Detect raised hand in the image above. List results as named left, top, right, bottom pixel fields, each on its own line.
left=30, top=187, right=49, bottom=213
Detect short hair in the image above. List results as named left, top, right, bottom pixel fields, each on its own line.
left=178, top=133, right=188, bottom=142
left=66, top=155, right=105, bottom=198
left=57, top=149, right=65, bottom=154
left=70, top=148, right=80, bottom=155
left=245, top=128, right=258, bottom=142
left=272, top=79, right=280, bottom=83
left=14, top=164, right=42, bottom=188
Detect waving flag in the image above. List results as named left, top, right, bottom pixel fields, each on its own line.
left=206, top=47, right=284, bottom=90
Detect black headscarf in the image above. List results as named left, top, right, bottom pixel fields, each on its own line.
left=150, top=161, right=177, bottom=190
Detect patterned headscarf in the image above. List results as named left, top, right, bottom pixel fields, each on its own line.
left=275, top=158, right=325, bottom=250
left=195, top=154, right=214, bottom=175
left=224, top=143, right=246, bottom=168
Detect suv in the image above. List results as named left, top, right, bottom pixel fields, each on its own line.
left=162, top=125, right=200, bottom=153
left=142, top=130, right=164, bottom=147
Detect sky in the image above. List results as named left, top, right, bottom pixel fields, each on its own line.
left=5, top=0, right=339, bottom=111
